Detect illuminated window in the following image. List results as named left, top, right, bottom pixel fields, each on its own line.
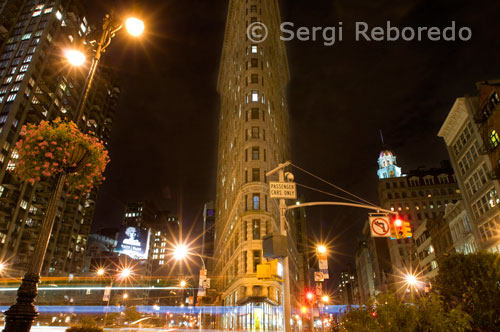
left=32, top=10, right=41, bottom=17
left=55, top=10, right=62, bottom=20
left=251, top=45, right=258, bottom=53
left=251, top=90, right=259, bottom=102
left=15, top=74, right=24, bottom=82
left=489, top=130, right=500, bottom=149
left=4, top=76, right=12, bottom=84
left=20, top=64, right=29, bottom=72
left=253, top=194, right=260, bottom=210
left=22, top=33, right=31, bottom=40
left=6, top=94, right=16, bottom=102
left=253, top=219, right=260, bottom=239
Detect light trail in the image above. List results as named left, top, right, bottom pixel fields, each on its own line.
left=0, top=286, right=196, bottom=291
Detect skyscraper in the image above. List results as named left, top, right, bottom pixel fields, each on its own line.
left=0, top=0, right=119, bottom=276
left=213, top=0, right=304, bottom=330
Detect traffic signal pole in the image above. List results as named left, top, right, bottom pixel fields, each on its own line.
left=267, top=161, right=399, bottom=332
left=279, top=165, right=292, bottom=332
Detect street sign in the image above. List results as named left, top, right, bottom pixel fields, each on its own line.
left=314, top=272, right=324, bottom=282
left=369, top=215, right=391, bottom=237
left=269, top=181, right=297, bottom=199
left=318, top=252, right=329, bottom=279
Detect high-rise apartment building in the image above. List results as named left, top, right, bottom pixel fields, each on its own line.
left=0, top=0, right=119, bottom=277
left=213, top=0, right=306, bottom=330
left=439, top=95, right=500, bottom=253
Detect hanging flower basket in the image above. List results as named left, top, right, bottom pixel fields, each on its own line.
left=12, top=118, right=110, bottom=194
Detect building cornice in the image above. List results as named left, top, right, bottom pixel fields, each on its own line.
left=438, top=97, right=469, bottom=145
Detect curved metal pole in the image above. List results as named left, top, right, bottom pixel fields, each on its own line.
left=286, top=201, right=396, bottom=215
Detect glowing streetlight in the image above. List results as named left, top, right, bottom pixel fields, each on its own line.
left=96, top=268, right=105, bottom=276
left=123, top=293, right=128, bottom=300
left=180, top=280, right=187, bottom=288
left=321, top=295, right=329, bottom=303
left=0, top=262, right=5, bottom=273
left=317, top=245, right=327, bottom=254
left=120, top=267, right=132, bottom=279
left=64, top=49, right=85, bottom=66
left=125, top=17, right=145, bottom=37
left=174, top=244, right=188, bottom=260
left=405, top=274, right=418, bottom=286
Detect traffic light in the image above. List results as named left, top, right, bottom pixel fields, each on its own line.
left=305, top=291, right=315, bottom=303
left=301, top=306, right=307, bottom=314
left=392, top=216, right=404, bottom=239
left=403, top=220, right=412, bottom=238
left=390, top=215, right=413, bottom=239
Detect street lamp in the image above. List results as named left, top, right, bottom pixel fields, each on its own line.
left=180, top=280, right=187, bottom=288
left=125, top=17, right=145, bottom=36
left=2, top=11, right=144, bottom=332
left=67, top=13, right=144, bottom=126
left=317, top=245, right=327, bottom=254
left=96, top=268, right=106, bottom=277
left=64, top=49, right=86, bottom=66
left=321, top=295, right=329, bottom=304
left=172, top=245, right=207, bottom=332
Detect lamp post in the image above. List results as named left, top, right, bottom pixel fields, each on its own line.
left=172, top=244, right=206, bottom=332
left=2, top=12, right=143, bottom=332
left=66, top=13, right=144, bottom=126
left=102, top=267, right=134, bottom=328
left=3, top=147, right=88, bottom=332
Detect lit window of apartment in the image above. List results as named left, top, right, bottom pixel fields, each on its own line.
left=23, top=55, right=32, bottom=63
left=15, top=74, right=24, bottom=82
left=253, top=194, right=260, bottom=210
left=251, top=90, right=259, bottom=102
left=251, top=45, right=258, bottom=53
left=22, top=33, right=31, bottom=40
left=489, top=130, right=499, bottom=149
left=20, top=64, right=29, bottom=72
left=6, top=94, right=16, bottom=102
left=32, top=10, right=41, bottom=17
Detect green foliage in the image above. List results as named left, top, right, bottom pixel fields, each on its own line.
left=434, top=251, right=500, bottom=331
left=340, top=293, right=471, bottom=332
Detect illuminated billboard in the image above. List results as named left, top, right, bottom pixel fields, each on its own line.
left=115, top=226, right=150, bottom=260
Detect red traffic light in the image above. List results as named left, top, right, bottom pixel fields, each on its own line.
left=306, top=291, right=314, bottom=301
left=371, top=311, right=377, bottom=318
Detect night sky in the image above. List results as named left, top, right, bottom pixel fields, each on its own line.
left=91, top=0, right=500, bottom=278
